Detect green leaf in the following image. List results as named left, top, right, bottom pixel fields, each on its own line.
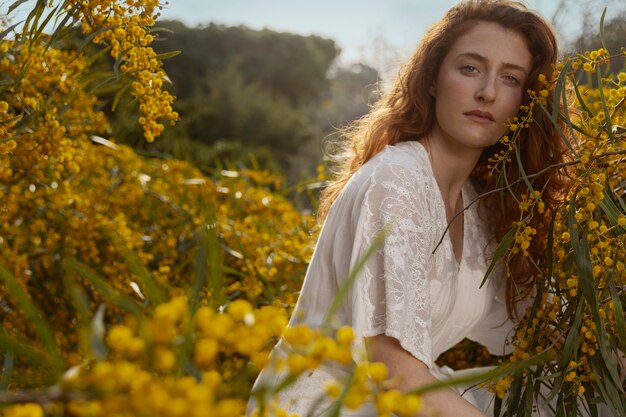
left=63, top=257, right=145, bottom=316
left=0, top=346, right=13, bottom=390
left=608, top=280, right=626, bottom=354
left=191, top=217, right=223, bottom=312
left=514, top=144, right=535, bottom=195
left=113, top=47, right=132, bottom=79
left=66, top=282, right=92, bottom=357
left=41, top=2, right=80, bottom=50
left=7, top=0, right=30, bottom=15
left=596, top=66, right=614, bottom=141
left=598, top=190, right=626, bottom=235
left=525, top=283, right=545, bottom=334
left=599, top=8, right=608, bottom=53
left=0, top=262, right=63, bottom=375
left=62, top=263, right=114, bottom=360
left=494, top=395, right=503, bottom=417
left=615, top=189, right=626, bottom=214
left=155, top=50, right=182, bottom=61
left=481, top=224, right=518, bottom=287
left=104, top=228, right=165, bottom=306
left=36, top=4, right=65, bottom=52
left=521, top=381, right=534, bottom=417
left=149, top=26, right=175, bottom=34
left=550, top=300, right=584, bottom=400
left=538, top=102, right=577, bottom=157
left=24, top=0, right=46, bottom=44
left=582, top=382, right=600, bottom=417
left=408, top=351, right=552, bottom=397
left=0, top=330, right=52, bottom=369
left=545, top=210, right=558, bottom=297
left=557, top=106, right=578, bottom=158
left=75, top=25, right=117, bottom=57
left=0, top=114, right=24, bottom=127
left=0, top=22, right=22, bottom=41
left=111, top=82, right=131, bottom=112
left=571, top=75, right=595, bottom=119
left=548, top=59, right=576, bottom=151
left=589, top=352, right=625, bottom=415
left=83, top=46, right=112, bottom=69
left=175, top=217, right=222, bottom=382
left=551, top=60, right=568, bottom=117
left=89, top=76, right=125, bottom=96
left=568, top=197, right=622, bottom=388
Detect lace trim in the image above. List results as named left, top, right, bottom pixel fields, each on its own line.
left=354, top=148, right=438, bottom=367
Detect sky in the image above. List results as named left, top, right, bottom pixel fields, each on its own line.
left=155, top=0, right=609, bottom=72
left=4, top=1, right=619, bottom=75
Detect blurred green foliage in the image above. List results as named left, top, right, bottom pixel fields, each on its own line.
left=103, top=21, right=380, bottom=185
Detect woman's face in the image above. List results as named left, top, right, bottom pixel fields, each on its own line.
left=429, top=21, right=532, bottom=155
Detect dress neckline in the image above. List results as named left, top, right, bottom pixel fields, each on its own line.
left=407, top=140, right=469, bottom=271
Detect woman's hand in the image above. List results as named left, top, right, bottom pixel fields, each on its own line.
left=366, top=334, right=488, bottom=417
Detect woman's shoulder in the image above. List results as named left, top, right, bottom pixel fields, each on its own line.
left=333, top=140, right=437, bottom=211
left=359, top=140, right=432, bottom=184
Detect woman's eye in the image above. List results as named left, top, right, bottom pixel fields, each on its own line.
left=461, top=65, right=478, bottom=73
left=503, top=75, right=520, bottom=86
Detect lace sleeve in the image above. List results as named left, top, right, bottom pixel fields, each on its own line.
left=347, top=160, right=438, bottom=368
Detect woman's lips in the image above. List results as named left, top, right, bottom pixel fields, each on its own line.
left=464, top=110, right=495, bottom=123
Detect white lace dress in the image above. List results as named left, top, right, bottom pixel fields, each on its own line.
left=248, top=141, right=515, bottom=416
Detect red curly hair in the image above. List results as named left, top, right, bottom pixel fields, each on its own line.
left=318, top=0, right=568, bottom=318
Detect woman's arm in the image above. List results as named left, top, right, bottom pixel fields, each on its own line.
left=367, top=334, right=488, bottom=417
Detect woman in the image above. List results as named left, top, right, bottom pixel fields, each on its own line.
left=249, top=1, right=566, bottom=416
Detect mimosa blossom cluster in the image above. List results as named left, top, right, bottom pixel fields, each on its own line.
left=488, top=48, right=626, bottom=412
left=71, top=0, right=179, bottom=141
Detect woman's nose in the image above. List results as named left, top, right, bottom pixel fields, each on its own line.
left=475, top=76, right=497, bottom=103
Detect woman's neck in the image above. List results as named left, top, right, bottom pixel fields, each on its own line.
left=420, top=135, right=481, bottom=210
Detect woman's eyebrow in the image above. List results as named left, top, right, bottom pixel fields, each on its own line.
left=457, top=52, right=528, bottom=75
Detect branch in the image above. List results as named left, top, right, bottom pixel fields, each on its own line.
left=433, top=148, right=626, bottom=253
